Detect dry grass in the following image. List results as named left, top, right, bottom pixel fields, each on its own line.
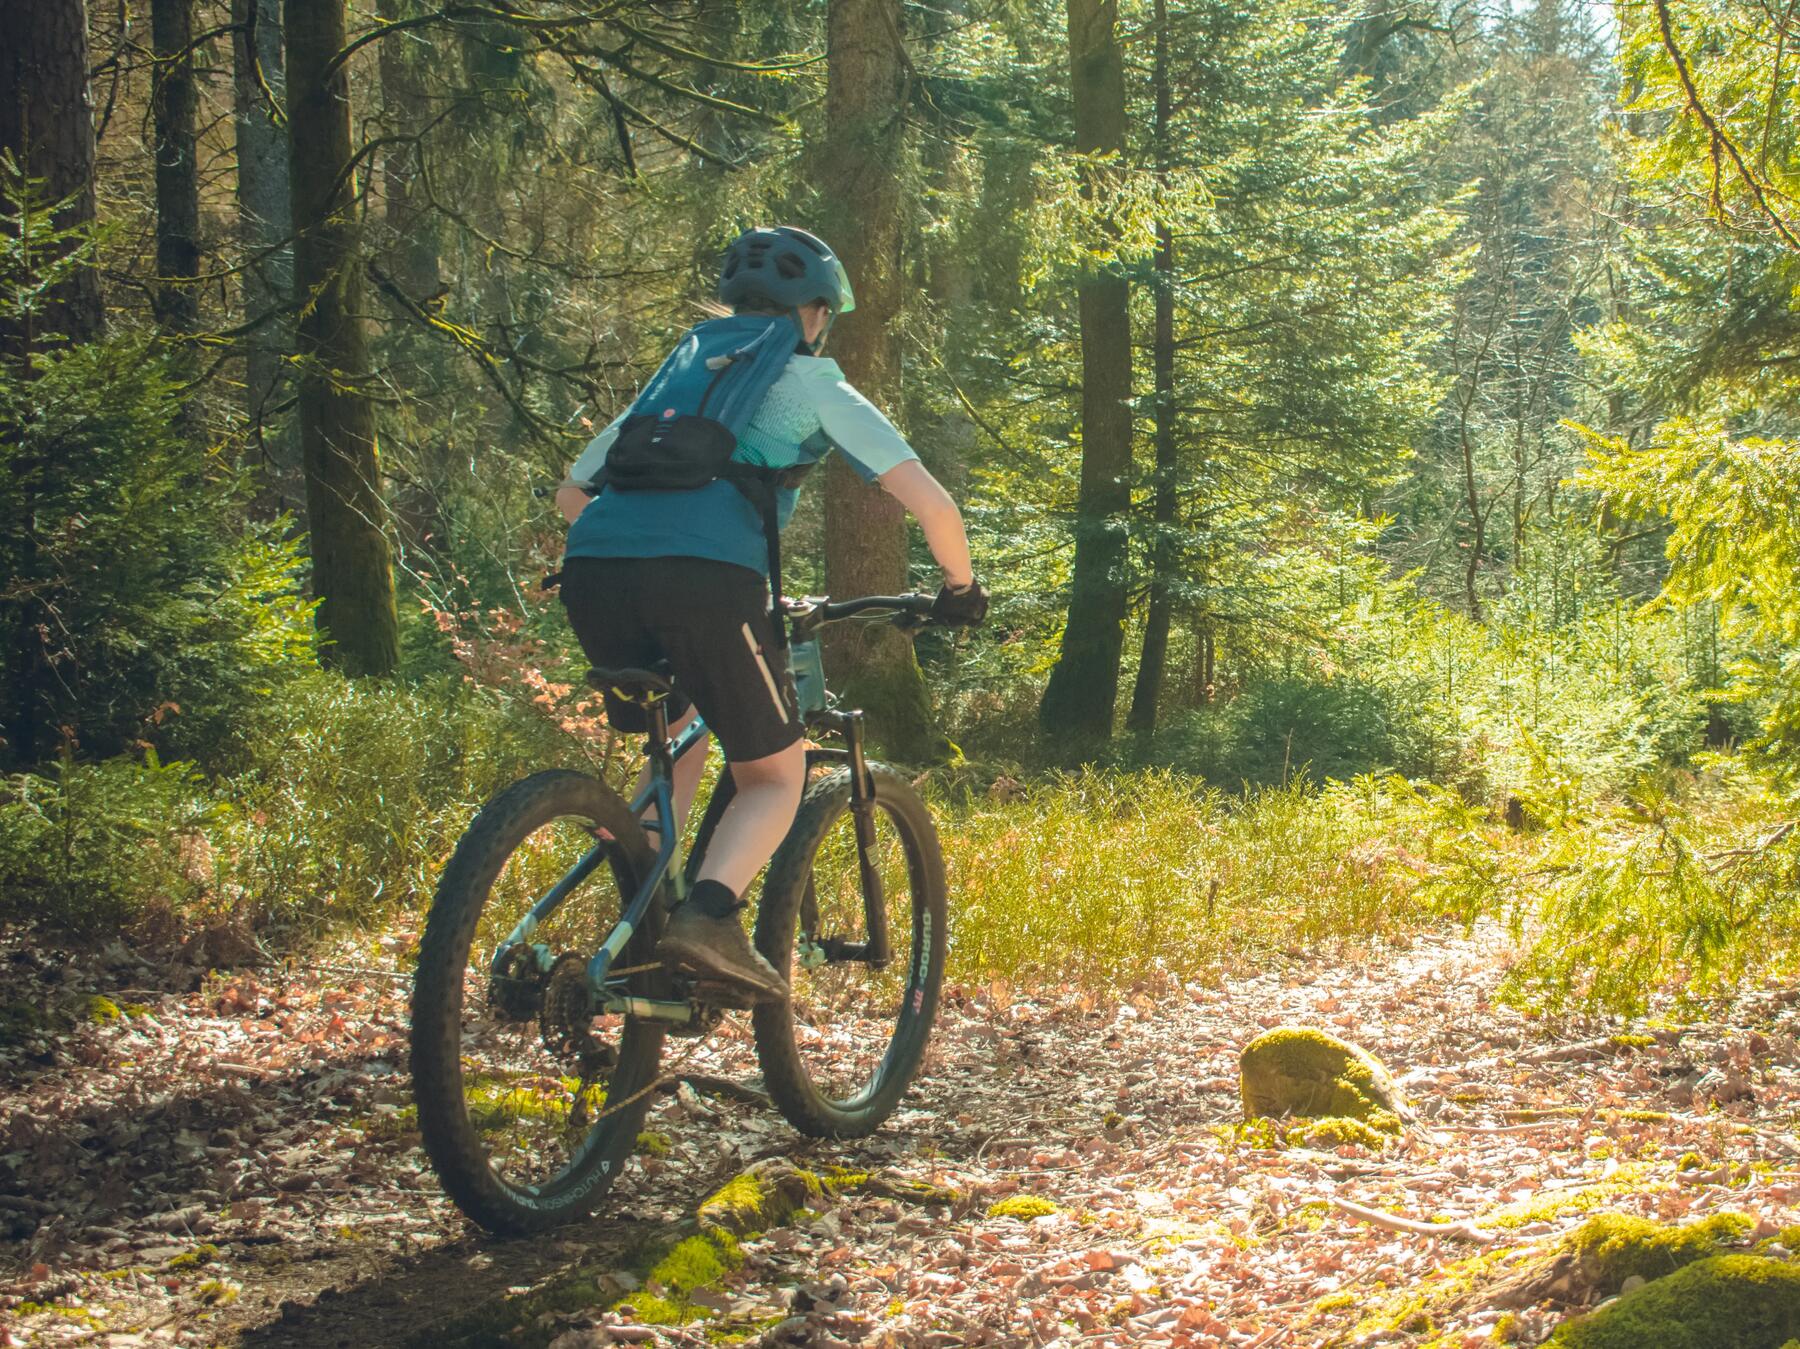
left=935, top=770, right=1437, bottom=988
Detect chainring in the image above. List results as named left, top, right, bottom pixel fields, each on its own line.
left=487, top=945, right=548, bottom=1022
left=540, top=953, right=603, bottom=1060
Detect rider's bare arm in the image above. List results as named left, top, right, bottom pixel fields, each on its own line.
left=555, top=483, right=590, bottom=525
left=876, top=459, right=974, bottom=590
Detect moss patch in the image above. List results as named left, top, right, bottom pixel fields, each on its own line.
left=1566, top=1211, right=1753, bottom=1290
left=1285, top=1115, right=1392, bottom=1150
left=1547, top=1254, right=1800, bottom=1348
left=86, top=994, right=123, bottom=1023
left=1239, top=1026, right=1407, bottom=1137
left=696, top=1159, right=823, bottom=1237
left=166, top=1242, right=220, bottom=1270
left=988, top=1194, right=1060, bottom=1220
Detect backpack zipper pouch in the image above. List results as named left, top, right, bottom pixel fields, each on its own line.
left=602, top=413, right=739, bottom=492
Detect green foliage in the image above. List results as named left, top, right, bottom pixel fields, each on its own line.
left=938, top=770, right=1434, bottom=986
left=1576, top=420, right=1800, bottom=771
left=0, top=175, right=316, bottom=766
left=0, top=751, right=227, bottom=933
left=0, top=671, right=582, bottom=935
left=1426, top=761, right=1800, bottom=1014
left=1135, top=675, right=1432, bottom=788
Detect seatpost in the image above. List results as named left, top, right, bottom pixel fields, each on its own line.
left=644, top=698, right=674, bottom=785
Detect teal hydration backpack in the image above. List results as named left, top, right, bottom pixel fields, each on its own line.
left=592, top=313, right=811, bottom=641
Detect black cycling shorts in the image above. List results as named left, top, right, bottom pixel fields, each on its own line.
left=559, top=556, right=802, bottom=763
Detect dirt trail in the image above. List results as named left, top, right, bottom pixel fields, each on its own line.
left=4, top=926, right=1800, bottom=1347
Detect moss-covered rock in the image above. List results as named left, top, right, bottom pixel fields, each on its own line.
left=1566, top=1212, right=1753, bottom=1291
left=1547, top=1255, right=1800, bottom=1348
left=1239, top=1026, right=1409, bottom=1137
left=696, top=1159, right=823, bottom=1238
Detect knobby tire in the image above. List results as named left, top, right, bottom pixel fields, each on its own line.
left=411, top=770, right=667, bottom=1234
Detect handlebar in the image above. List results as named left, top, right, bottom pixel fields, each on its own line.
left=784, top=592, right=936, bottom=639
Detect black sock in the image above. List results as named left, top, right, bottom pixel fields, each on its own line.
left=686, top=878, right=741, bottom=920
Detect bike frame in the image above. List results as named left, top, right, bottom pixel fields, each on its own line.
left=490, top=699, right=709, bottom=1023
left=489, top=594, right=932, bottom=1023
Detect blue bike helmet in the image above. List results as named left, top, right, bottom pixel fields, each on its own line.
left=718, top=226, right=856, bottom=316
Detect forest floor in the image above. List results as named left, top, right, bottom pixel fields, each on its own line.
left=4, top=920, right=1800, bottom=1349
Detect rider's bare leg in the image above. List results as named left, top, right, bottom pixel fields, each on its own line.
left=645, top=706, right=709, bottom=836
left=693, top=737, right=806, bottom=900
left=658, top=737, right=803, bottom=1000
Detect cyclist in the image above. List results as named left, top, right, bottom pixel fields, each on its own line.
left=553, top=226, right=987, bottom=1005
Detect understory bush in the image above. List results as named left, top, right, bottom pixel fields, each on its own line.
left=1425, top=760, right=1800, bottom=1014
left=1129, top=675, right=1434, bottom=788
left=0, top=190, right=315, bottom=768
left=938, top=770, right=1437, bottom=986
left=0, top=671, right=612, bottom=937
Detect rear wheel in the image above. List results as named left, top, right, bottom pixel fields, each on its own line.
left=411, top=770, right=668, bottom=1233
left=752, top=766, right=947, bottom=1137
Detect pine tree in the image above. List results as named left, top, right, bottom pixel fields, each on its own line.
left=286, top=0, right=400, bottom=675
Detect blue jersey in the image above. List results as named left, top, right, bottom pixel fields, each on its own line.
left=563, top=354, right=919, bottom=575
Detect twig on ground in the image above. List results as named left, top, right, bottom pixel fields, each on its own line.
left=674, top=1072, right=771, bottom=1107
left=1327, top=1195, right=1496, bottom=1244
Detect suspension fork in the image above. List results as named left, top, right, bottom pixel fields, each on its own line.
left=843, top=711, right=891, bottom=970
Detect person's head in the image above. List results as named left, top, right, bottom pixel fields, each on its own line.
left=718, top=226, right=855, bottom=353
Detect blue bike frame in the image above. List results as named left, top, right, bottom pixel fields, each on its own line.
left=489, top=709, right=711, bottom=1011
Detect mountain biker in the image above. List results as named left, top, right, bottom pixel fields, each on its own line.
left=554, top=225, right=988, bottom=1005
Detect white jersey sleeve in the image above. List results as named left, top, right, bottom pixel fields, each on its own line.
left=566, top=406, right=630, bottom=486
left=794, top=357, right=920, bottom=482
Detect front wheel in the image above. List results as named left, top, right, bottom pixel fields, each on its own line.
left=753, top=766, right=947, bottom=1137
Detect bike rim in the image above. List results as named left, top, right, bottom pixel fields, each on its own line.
left=784, top=797, right=930, bottom=1110
left=452, top=809, right=642, bottom=1199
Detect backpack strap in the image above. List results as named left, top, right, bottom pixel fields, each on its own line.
left=723, top=461, right=815, bottom=650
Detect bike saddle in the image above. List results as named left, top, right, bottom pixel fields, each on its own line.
left=587, top=663, right=677, bottom=703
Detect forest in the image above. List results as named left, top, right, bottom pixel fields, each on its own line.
left=3, top=0, right=1800, bottom=1345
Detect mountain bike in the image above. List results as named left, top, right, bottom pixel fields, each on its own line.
left=409, top=593, right=949, bottom=1234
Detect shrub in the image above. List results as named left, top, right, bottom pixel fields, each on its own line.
left=0, top=752, right=225, bottom=933
left=1425, top=760, right=1800, bottom=1014
left=0, top=183, right=316, bottom=767
left=0, top=670, right=623, bottom=937
left=1133, top=675, right=1434, bottom=788
left=938, top=769, right=1435, bottom=987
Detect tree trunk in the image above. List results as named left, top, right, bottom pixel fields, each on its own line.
left=1039, top=0, right=1133, bottom=747
left=286, top=0, right=400, bottom=675
left=0, top=0, right=103, bottom=354
left=817, top=0, right=945, bottom=761
left=151, top=0, right=200, bottom=333
left=1127, top=0, right=1177, bottom=736
left=233, top=0, right=298, bottom=494
left=0, top=0, right=100, bottom=765
left=376, top=0, right=441, bottom=298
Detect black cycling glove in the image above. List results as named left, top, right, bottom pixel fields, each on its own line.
left=932, top=579, right=990, bottom=627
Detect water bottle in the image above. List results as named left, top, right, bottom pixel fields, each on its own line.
left=787, top=638, right=827, bottom=716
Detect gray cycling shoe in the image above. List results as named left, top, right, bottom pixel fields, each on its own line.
left=657, top=903, right=789, bottom=1005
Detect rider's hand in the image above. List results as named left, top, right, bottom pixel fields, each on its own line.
left=931, top=578, right=989, bottom=627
